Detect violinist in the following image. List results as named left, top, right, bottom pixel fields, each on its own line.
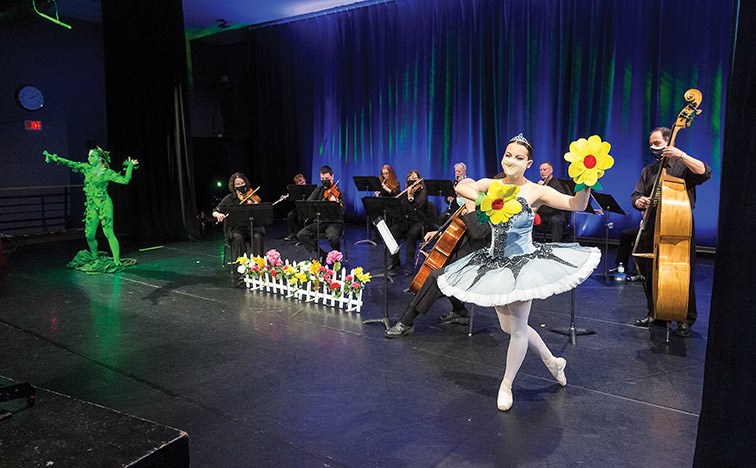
left=284, top=173, right=307, bottom=241
left=212, top=172, right=265, bottom=265
left=389, top=170, right=430, bottom=276
left=296, top=166, right=345, bottom=260
left=631, top=127, right=711, bottom=337
left=375, top=164, right=400, bottom=198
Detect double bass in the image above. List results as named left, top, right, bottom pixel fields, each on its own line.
left=632, top=89, right=703, bottom=322
left=409, top=204, right=467, bottom=293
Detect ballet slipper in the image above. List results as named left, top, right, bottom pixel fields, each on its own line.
left=544, top=357, right=567, bottom=386
left=497, top=378, right=513, bottom=411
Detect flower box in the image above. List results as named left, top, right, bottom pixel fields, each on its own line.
left=237, top=250, right=368, bottom=314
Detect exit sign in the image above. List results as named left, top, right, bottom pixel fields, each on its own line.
left=24, top=120, right=42, bottom=131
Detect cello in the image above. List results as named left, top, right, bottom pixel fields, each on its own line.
left=632, top=89, right=703, bottom=322
left=409, top=204, right=467, bottom=293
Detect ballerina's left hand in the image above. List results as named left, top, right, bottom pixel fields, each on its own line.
left=124, top=157, right=140, bottom=168
left=564, top=135, right=614, bottom=192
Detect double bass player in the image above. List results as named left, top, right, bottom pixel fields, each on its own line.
left=631, top=127, right=712, bottom=337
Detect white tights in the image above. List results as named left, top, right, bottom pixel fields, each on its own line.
left=495, top=300, right=555, bottom=384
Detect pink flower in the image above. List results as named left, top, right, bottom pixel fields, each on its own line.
left=351, top=281, right=360, bottom=289
left=326, top=250, right=343, bottom=265
left=265, top=249, right=282, bottom=266
left=345, top=274, right=353, bottom=281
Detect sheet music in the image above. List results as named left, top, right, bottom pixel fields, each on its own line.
left=374, top=217, right=400, bottom=255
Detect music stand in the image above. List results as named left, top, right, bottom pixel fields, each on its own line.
left=288, top=184, right=317, bottom=201
left=550, top=197, right=599, bottom=345
left=353, top=176, right=382, bottom=246
left=363, top=198, right=402, bottom=329
left=423, top=179, right=456, bottom=198
left=591, top=192, right=627, bottom=282
left=295, top=200, right=343, bottom=260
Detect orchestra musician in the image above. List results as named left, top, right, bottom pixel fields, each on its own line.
left=631, top=127, right=712, bottom=337
left=385, top=173, right=505, bottom=338
left=533, top=161, right=570, bottom=241
left=284, top=173, right=307, bottom=241
left=212, top=172, right=265, bottom=267
left=389, top=170, right=430, bottom=276
left=296, top=166, right=345, bottom=260
left=375, top=164, right=400, bottom=198
left=439, top=162, right=468, bottom=224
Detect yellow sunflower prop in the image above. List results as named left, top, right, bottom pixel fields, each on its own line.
left=475, top=181, right=523, bottom=225
left=564, top=135, right=614, bottom=192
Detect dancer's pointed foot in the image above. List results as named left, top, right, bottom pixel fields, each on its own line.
left=544, top=357, right=567, bottom=386
left=497, top=378, right=513, bottom=411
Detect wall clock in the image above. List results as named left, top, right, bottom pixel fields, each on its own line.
left=16, top=85, right=45, bottom=111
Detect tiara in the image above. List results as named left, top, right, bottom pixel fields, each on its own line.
left=508, top=133, right=533, bottom=150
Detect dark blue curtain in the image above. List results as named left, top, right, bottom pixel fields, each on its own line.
left=209, top=0, right=731, bottom=246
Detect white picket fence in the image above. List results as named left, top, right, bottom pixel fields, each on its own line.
left=242, top=264, right=364, bottom=313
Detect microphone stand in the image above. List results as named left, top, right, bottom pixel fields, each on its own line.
left=550, top=210, right=596, bottom=345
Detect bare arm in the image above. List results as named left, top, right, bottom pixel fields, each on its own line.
left=534, top=183, right=590, bottom=212
left=455, top=177, right=494, bottom=201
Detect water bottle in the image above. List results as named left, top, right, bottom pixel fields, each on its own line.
left=614, top=262, right=627, bottom=282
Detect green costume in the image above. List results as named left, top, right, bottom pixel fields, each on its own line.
left=44, top=148, right=137, bottom=272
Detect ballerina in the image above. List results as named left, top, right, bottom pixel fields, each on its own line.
left=438, top=133, right=612, bottom=410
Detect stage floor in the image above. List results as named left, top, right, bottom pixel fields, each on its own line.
left=0, top=224, right=712, bottom=466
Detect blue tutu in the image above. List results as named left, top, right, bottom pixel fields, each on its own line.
left=437, top=198, right=600, bottom=307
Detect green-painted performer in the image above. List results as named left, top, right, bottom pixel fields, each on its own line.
left=43, top=148, right=138, bottom=271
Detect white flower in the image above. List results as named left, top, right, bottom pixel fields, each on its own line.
left=237, top=265, right=247, bottom=274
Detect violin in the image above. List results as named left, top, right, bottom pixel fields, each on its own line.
left=323, top=179, right=341, bottom=203
left=238, top=186, right=262, bottom=204
left=395, top=178, right=424, bottom=200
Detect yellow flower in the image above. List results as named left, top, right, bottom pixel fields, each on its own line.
left=310, top=261, right=322, bottom=275
left=295, top=272, right=308, bottom=283
left=479, top=181, right=522, bottom=224
left=253, top=256, right=266, bottom=268
left=352, top=267, right=371, bottom=283
left=564, top=135, right=614, bottom=190
left=236, top=256, right=248, bottom=265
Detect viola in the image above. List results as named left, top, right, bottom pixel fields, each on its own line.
left=395, top=178, right=424, bottom=199
left=238, top=186, right=262, bottom=204
left=323, top=180, right=342, bottom=203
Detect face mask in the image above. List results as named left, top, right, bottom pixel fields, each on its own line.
left=322, top=180, right=332, bottom=188
left=650, top=144, right=666, bottom=159
left=235, top=185, right=247, bottom=193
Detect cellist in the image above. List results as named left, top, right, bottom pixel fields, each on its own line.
left=385, top=173, right=502, bottom=338
left=631, top=127, right=712, bottom=337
